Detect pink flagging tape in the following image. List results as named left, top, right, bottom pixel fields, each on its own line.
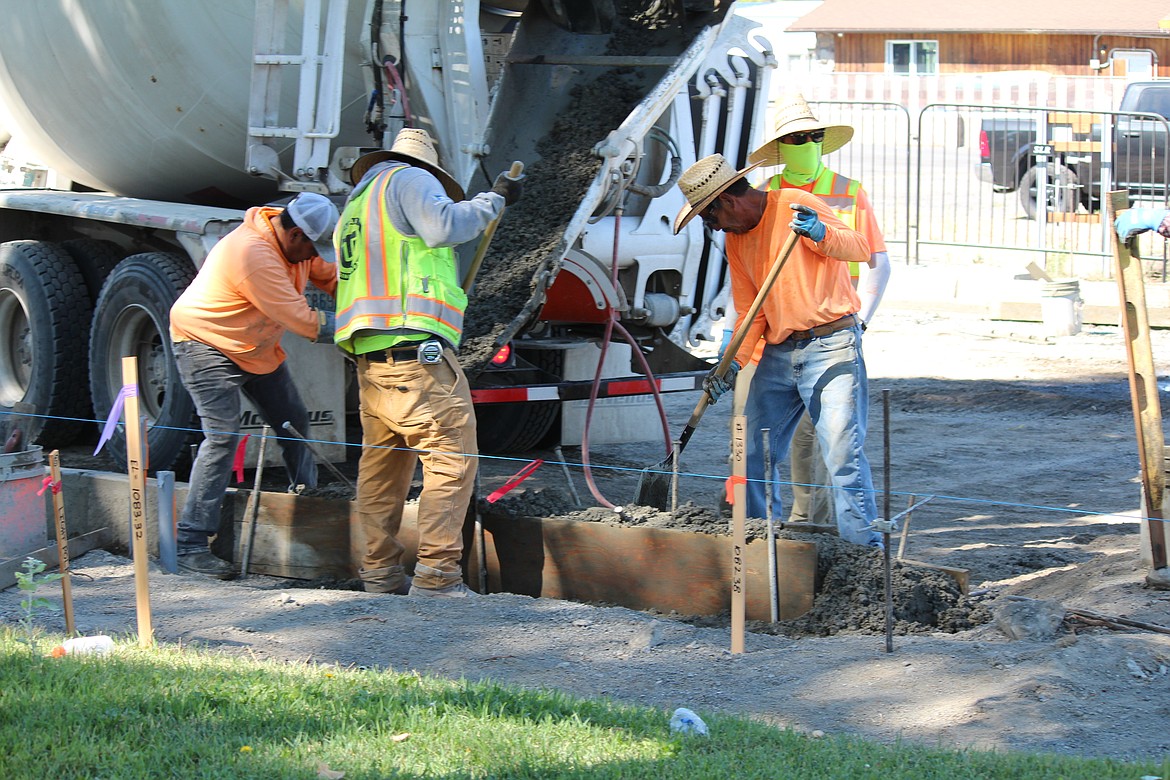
left=233, top=434, right=251, bottom=484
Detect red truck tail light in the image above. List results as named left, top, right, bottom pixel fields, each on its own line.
left=978, top=129, right=990, bottom=160
left=491, top=344, right=511, bottom=365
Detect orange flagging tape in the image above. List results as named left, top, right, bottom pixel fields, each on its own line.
left=724, top=475, right=746, bottom=505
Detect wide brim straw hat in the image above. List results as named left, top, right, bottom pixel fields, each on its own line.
left=673, top=154, right=764, bottom=234
left=349, top=127, right=466, bottom=201
left=747, top=93, right=854, bottom=167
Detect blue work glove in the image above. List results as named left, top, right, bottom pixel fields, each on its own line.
left=789, top=203, right=826, bottom=243
left=316, top=309, right=336, bottom=343
left=1114, top=208, right=1169, bottom=242
left=703, top=360, right=740, bottom=404
left=718, top=328, right=733, bottom=354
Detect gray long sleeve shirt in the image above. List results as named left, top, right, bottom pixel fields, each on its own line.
left=351, top=161, right=502, bottom=248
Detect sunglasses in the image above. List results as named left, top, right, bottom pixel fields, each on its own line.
left=780, top=130, right=825, bottom=145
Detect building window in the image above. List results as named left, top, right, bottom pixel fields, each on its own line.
left=886, top=40, right=938, bottom=75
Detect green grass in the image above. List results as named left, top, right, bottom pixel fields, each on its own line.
left=0, top=629, right=1164, bottom=779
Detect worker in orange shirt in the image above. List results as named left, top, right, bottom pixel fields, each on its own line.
left=169, top=193, right=340, bottom=579
left=675, top=154, right=882, bottom=547
left=722, top=94, right=890, bottom=525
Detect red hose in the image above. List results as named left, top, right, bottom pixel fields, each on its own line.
left=580, top=206, right=674, bottom=508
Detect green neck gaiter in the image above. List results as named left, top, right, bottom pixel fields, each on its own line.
left=779, top=142, right=824, bottom=186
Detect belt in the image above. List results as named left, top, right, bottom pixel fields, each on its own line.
left=361, top=347, right=420, bottom=363
left=786, top=314, right=861, bottom=343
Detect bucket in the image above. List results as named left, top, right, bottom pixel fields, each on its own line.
left=1039, top=278, right=1082, bottom=336
left=0, top=445, right=47, bottom=561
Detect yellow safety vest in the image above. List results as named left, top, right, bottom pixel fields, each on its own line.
left=769, top=169, right=863, bottom=280
left=333, top=166, right=467, bottom=352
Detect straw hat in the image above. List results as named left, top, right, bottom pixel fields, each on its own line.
left=673, top=154, right=764, bottom=234
left=349, top=127, right=465, bottom=201
left=747, top=93, right=853, bottom=167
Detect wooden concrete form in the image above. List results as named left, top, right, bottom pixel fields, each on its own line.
left=48, top=469, right=971, bottom=619
left=52, top=469, right=818, bottom=618
left=479, top=512, right=817, bottom=621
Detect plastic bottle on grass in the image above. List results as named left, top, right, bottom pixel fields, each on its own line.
left=669, top=707, right=708, bottom=736
left=51, top=636, right=115, bottom=657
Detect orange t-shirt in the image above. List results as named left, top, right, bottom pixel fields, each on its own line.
left=725, top=189, right=870, bottom=368
left=170, top=207, right=337, bottom=374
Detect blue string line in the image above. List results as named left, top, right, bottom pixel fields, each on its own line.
left=1, top=408, right=1163, bottom=525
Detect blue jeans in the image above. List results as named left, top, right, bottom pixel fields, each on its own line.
left=743, top=324, right=881, bottom=546
left=173, top=340, right=317, bottom=554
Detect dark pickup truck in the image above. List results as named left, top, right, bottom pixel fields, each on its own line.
left=978, top=81, right=1170, bottom=218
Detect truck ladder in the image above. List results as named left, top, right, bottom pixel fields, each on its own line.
left=247, top=0, right=349, bottom=191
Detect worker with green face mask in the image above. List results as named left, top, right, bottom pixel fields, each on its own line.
left=721, top=93, right=891, bottom=526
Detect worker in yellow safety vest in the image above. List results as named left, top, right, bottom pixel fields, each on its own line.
left=724, top=93, right=891, bottom=524
left=334, top=128, right=523, bottom=598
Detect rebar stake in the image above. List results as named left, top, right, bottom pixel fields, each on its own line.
left=762, top=428, right=778, bottom=623
left=882, top=388, right=893, bottom=653
left=554, top=446, right=582, bottom=508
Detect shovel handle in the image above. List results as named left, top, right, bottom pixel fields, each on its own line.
left=462, top=161, right=525, bottom=293
left=676, top=231, right=801, bottom=455
left=719, top=230, right=799, bottom=375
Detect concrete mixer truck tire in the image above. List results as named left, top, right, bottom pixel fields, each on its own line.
left=88, top=252, right=198, bottom=473
left=0, top=240, right=92, bottom=448
left=61, top=239, right=125, bottom=303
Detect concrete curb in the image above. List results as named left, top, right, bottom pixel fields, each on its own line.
left=882, top=264, right=1170, bottom=327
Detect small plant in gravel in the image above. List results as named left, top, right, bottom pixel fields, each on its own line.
left=14, top=557, right=62, bottom=646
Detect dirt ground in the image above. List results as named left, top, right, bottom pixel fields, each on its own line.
left=5, top=308, right=1170, bottom=763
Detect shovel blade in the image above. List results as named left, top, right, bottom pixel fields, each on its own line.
left=633, top=456, right=673, bottom=510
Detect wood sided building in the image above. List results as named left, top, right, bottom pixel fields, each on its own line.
left=787, top=0, right=1170, bottom=79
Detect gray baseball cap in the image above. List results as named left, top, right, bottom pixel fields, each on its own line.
left=286, top=193, right=340, bottom=241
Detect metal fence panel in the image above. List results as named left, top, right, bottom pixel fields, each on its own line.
left=916, top=103, right=1170, bottom=279
left=807, top=101, right=912, bottom=264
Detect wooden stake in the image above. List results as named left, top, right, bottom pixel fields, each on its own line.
left=47, top=450, right=75, bottom=636
left=730, top=414, right=747, bottom=654
left=1110, top=190, right=1168, bottom=572
left=121, top=357, right=154, bottom=647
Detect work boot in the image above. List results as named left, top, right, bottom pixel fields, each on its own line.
left=408, top=581, right=475, bottom=598
left=409, top=563, right=474, bottom=597
left=360, top=565, right=412, bottom=595
left=177, top=551, right=235, bottom=580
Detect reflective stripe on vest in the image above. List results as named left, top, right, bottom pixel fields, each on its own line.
left=769, top=169, right=864, bottom=279
left=333, top=166, right=467, bottom=351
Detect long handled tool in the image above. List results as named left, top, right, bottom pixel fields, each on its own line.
left=281, top=421, right=355, bottom=493
left=240, top=425, right=269, bottom=577
left=634, top=231, right=800, bottom=509
left=462, top=161, right=524, bottom=294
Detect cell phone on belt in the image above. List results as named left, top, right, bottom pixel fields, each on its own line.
left=418, top=339, right=444, bottom=365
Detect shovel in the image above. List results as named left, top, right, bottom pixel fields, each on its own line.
left=634, top=231, right=799, bottom=509
left=462, top=161, right=524, bottom=294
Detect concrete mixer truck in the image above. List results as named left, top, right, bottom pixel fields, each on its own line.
left=0, top=0, right=775, bottom=472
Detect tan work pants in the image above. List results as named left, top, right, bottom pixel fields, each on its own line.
left=354, top=349, right=477, bottom=590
